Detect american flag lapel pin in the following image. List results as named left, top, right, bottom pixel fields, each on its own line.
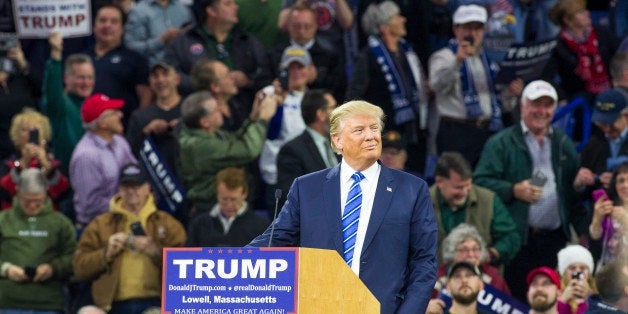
left=386, top=187, right=392, bottom=192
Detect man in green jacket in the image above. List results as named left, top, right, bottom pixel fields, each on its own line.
left=41, top=32, right=95, bottom=173
left=0, top=168, right=76, bottom=312
left=473, top=80, right=589, bottom=303
left=430, top=151, right=520, bottom=265
left=178, top=90, right=278, bottom=218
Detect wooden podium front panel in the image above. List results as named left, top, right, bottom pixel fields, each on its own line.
left=297, top=248, right=379, bottom=314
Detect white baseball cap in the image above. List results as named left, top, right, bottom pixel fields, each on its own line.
left=521, top=80, right=558, bottom=102
left=453, top=4, right=487, bottom=25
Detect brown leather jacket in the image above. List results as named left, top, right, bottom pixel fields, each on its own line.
left=72, top=195, right=186, bottom=310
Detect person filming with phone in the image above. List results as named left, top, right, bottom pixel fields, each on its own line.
left=556, top=245, right=598, bottom=314
left=0, top=108, right=70, bottom=210
left=258, top=45, right=313, bottom=209
left=474, top=80, right=589, bottom=303
left=429, top=4, right=523, bottom=167
left=73, top=163, right=186, bottom=313
left=590, top=161, right=628, bottom=270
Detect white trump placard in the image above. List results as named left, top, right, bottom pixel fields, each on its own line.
left=13, top=0, right=91, bottom=38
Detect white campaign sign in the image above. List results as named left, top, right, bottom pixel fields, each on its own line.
left=13, top=0, right=91, bottom=38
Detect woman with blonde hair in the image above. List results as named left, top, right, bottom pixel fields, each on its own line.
left=542, top=0, right=620, bottom=103
left=0, top=108, right=69, bottom=209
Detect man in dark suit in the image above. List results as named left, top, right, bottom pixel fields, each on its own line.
left=248, top=100, right=438, bottom=314
left=276, top=89, right=338, bottom=202
left=270, top=4, right=346, bottom=101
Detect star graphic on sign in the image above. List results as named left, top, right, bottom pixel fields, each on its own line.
left=218, top=249, right=223, bottom=254
left=208, top=249, right=213, bottom=254
left=227, top=249, right=233, bottom=254
left=247, top=249, right=253, bottom=253
left=238, top=249, right=243, bottom=254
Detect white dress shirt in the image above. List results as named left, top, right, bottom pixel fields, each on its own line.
left=339, top=159, right=381, bottom=275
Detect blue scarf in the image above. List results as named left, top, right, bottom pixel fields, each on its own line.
left=448, top=39, right=503, bottom=132
left=368, top=36, right=423, bottom=126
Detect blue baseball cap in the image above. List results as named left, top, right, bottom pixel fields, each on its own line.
left=593, top=89, right=628, bottom=124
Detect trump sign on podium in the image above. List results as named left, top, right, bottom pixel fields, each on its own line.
left=163, top=247, right=298, bottom=314
left=12, top=0, right=91, bottom=38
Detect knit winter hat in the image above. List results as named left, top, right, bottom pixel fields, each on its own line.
left=557, top=244, right=594, bottom=276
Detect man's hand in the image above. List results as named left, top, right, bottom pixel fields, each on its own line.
left=231, top=70, right=251, bottom=88
left=33, top=263, right=53, bottom=282
left=160, top=27, right=182, bottom=44
left=106, top=232, right=129, bottom=261
left=169, top=118, right=179, bottom=129
left=507, top=78, right=524, bottom=97
left=426, top=299, right=446, bottom=314
left=574, top=167, right=596, bottom=188
left=513, top=179, right=542, bottom=203
left=599, top=172, right=612, bottom=188
left=306, top=65, right=317, bottom=84
left=6, top=265, right=29, bottom=282
left=456, top=38, right=477, bottom=61
left=49, top=32, right=63, bottom=61
left=131, top=235, right=161, bottom=258
left=143, top=119, right=171, bottom=135
left=6, top=41, right=28, bottom=72
left=251, top=88, right=281, bottom=122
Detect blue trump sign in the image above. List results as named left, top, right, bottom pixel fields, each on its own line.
left=163, top=247, right=298, bottom=314
left=439, top=283, right=530, bottom=314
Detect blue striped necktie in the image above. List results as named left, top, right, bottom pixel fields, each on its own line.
left=342, top=171, right=365, bottom=266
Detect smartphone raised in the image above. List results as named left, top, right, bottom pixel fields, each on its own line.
left=28, top=129, right=39, bottom=145
left=463, top=35, right=474, bottom=46
left=278, top=69, right=289, bottom=91
left=130, top=221, right=146, bottom=236
left=592, top=188, right=609, bottom=202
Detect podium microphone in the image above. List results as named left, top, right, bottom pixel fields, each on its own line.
left=268, top=189, right=282, bottom=247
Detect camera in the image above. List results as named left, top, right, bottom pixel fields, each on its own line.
left=571, top=271, right=582, bottom=280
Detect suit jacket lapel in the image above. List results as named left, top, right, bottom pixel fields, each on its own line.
left=303, top=132, right=328, bottom=169
left=324, top=165, right=343, bottom=253
left=361, top=164, right=395, bottom=254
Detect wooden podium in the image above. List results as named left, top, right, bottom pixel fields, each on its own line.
left=162, top=247, right=379, bottom=313
left=296, top=248, right=379, bottom=313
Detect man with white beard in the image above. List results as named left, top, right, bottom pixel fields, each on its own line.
left=527, top=267, right=561, bottom=314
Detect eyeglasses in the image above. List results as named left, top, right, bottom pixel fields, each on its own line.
left=455, top=246, right=481, bottom=254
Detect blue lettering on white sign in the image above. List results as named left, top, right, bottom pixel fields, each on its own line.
left=164, top=248, right=297, bottom=313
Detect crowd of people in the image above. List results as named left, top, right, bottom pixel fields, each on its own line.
left=1, top=0, right=628, bottom=313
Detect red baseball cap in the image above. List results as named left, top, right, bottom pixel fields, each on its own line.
left=527, top=266, right=561, bottom=289
left=81, top=93, right=124, bottom=123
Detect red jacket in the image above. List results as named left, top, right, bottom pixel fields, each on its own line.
left=0, top=157, right=70, bottom=209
